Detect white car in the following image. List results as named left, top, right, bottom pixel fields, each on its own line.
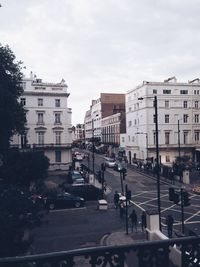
left=105, top=158, right=116, bottom=168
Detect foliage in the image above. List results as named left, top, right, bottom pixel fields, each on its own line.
left=0, top=44, right=26, bottom=156
left=0, top=184, right=47, bottom=257
left=2, top=150, right=49, bottom=189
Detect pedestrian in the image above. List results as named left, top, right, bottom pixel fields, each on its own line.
left=119, top=199, right=125, bottom=219
left=166, top=214, right=174, bottom=238
left=141, top=211, right=147, bottom=232
left=114, top=191, right=120, bottom=209
left=129, top=209, right=138, bottom=232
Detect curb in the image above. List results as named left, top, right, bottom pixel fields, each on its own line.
left=100, top=233, right=111, bottom=246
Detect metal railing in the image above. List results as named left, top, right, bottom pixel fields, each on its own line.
left=0, top=236, right=199, bottom=267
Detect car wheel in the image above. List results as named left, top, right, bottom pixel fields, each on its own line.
left=49, top=203, right=55, bottom=210
left=74, top=201, right=81, bottom=208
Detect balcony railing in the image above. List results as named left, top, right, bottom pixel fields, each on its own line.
left=0, top=236, right=200, bottom=267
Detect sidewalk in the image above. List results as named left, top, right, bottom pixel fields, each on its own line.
left=100, top=230, right=146, bottom=246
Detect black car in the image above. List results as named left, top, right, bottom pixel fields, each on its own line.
left=64, top=184, right=102, bottom=201
left=45, top=192, right=85, bottom=210
left=114, top=162, right=127, bottom=172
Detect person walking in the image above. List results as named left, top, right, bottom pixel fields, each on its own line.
left=166, top=214, right=174, bottom=238
left=129, top=209, right=138, bottom=233
left=141, top=211, right=147, bottom=232
left=119, top=199, right=125, bottom=219
left=114, top=191, right=120, bottom=209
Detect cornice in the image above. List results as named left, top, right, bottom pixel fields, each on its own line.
left=23, top=91, right=70, bottom=97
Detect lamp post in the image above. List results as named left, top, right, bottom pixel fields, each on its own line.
left=136, top=132, right=148, bottom=161
left=178, top=119, right=181, bottom=161
left=138, top=95, right=161, bottom=231
left=92, top=119, right=95, bottom=174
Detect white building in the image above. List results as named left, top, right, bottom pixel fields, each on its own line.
left=11, top=74, right=72, bottom=170
left=126, top=77, right=200, bottom=166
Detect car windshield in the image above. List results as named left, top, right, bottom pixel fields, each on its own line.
left=108, top=159, right=115, bottom=162
left=72, top=172, right=82, bottom=179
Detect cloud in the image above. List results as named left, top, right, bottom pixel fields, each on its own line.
left=1, top=0, right=200, bottom=124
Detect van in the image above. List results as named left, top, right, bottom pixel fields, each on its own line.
left=64, top=184, right=102, bottom=201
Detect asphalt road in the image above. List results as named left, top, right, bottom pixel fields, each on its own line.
left=31, top=151, right=200, bottom=254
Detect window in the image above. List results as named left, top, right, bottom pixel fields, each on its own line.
left=165, top=115, right=169, bottom=123
left=165, top=132, right=170, bottom=144
left=55, top=150, right=61, bottom=162
left=132, top=136, right=135, bottom=142
left=122, top=137, right=125, bottom=142
left=195, top=101, right=198, bottom=109
left=153, top=89, right=157, bottom=94
left=163, top=90, right=171, bottom=94
left=195, top=132, right=200, bottom=141
left=166, top=155, right=170, bottom=163
left=183, top=132, right=188, bottom=144
left=128, top=107, right=132, bottom=112
left=195, top=114, right=199, bottom=123
left=165, top=101, right=169, bottom=108
left=128, top=136, right=130, bottom=142
left=38, top=98, right=43, bottom=106
left=55, top=113, right=61, bottom=124
left=128, top=121, right=132, bottom=127
left=20, top=98, right=26, bottom=106
left=38, top=113, right=44, bottom=124
left=153, top=115, right=156, bottom=123
left=153, top=132, right=156, bottom=145
left=183, top=114, right=188, bottom=123
left=55, top=99, right=60, bottom=107
left=21, top=134, right=27, bottom=148
left=55, top=131, right=61, bottom=144
left=183, top=101, right=188, bottom=108
left=180, top=90, right=188, bottom=94
left=38, top=132, right=44, bottom=145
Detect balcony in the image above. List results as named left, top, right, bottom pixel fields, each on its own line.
left=0, top=236, right=199, bottom=267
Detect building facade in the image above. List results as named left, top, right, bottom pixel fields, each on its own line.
left=126, top=77, right=200, bottom=166
left=84, top=93, right=125, bottom=146
left=11, top=74, right=72, bottom=170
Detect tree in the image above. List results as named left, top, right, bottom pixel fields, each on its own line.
left=0, top=44, right=26, bottom=158
left=2, top=150, right=49, bottom=189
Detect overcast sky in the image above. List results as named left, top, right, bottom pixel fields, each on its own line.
left=1, top=0, right=200, bottom=125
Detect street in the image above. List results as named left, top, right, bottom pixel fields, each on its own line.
left=31, top=151, right=200, bottom=254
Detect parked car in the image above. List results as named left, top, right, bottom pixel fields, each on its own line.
left=192, top=185, right=200, bottom=195
left=67, top=170, right=85, bottom=184
left=105, top=157, right=116, bottom=168
left=64, top=184, right=102, bottom=201
left=45, top=192, right=85, bottom=210
left=114, top=162, right=127, bottom=172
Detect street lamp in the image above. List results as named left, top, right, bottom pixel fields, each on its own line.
left=178, top=119, right=181, bottom=161
left=92, top=119, right=95, bottom=173
left=138, top=95, right=161, bottom=231
left=136, top=132, right=148, bottom=161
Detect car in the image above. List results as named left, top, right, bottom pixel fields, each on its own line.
left=114, top=162, right=127, bottom=172
left=192, top=185, right=200, bottom=194
left=67, top=170, right=85, bottom=184
left=45, top=192, right=85, bottom=210
left=105, top=157, right=116, bottom=168
left=64, top=184, right=102, bottom=201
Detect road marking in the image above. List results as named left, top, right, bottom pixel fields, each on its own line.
left=184, top=210, right=200, bottom=223
left=50, top=207, right=86, bottom=213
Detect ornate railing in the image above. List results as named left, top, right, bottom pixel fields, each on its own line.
left=0, top=236, right=200, bottom=267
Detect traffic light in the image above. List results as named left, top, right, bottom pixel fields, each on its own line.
left=122, top=168, right=127, bottom=180
left=126, top=190, right=132, bottom=201
left=173, top=192, right=179, bottom=204
left=101, top=163, right=106, bottom=172
left=183, top=191, right=190, bottom=206
left=169, top=187, right=175, bottom=201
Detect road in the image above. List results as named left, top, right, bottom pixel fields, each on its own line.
left=31, top=151, right=200, bottom=254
